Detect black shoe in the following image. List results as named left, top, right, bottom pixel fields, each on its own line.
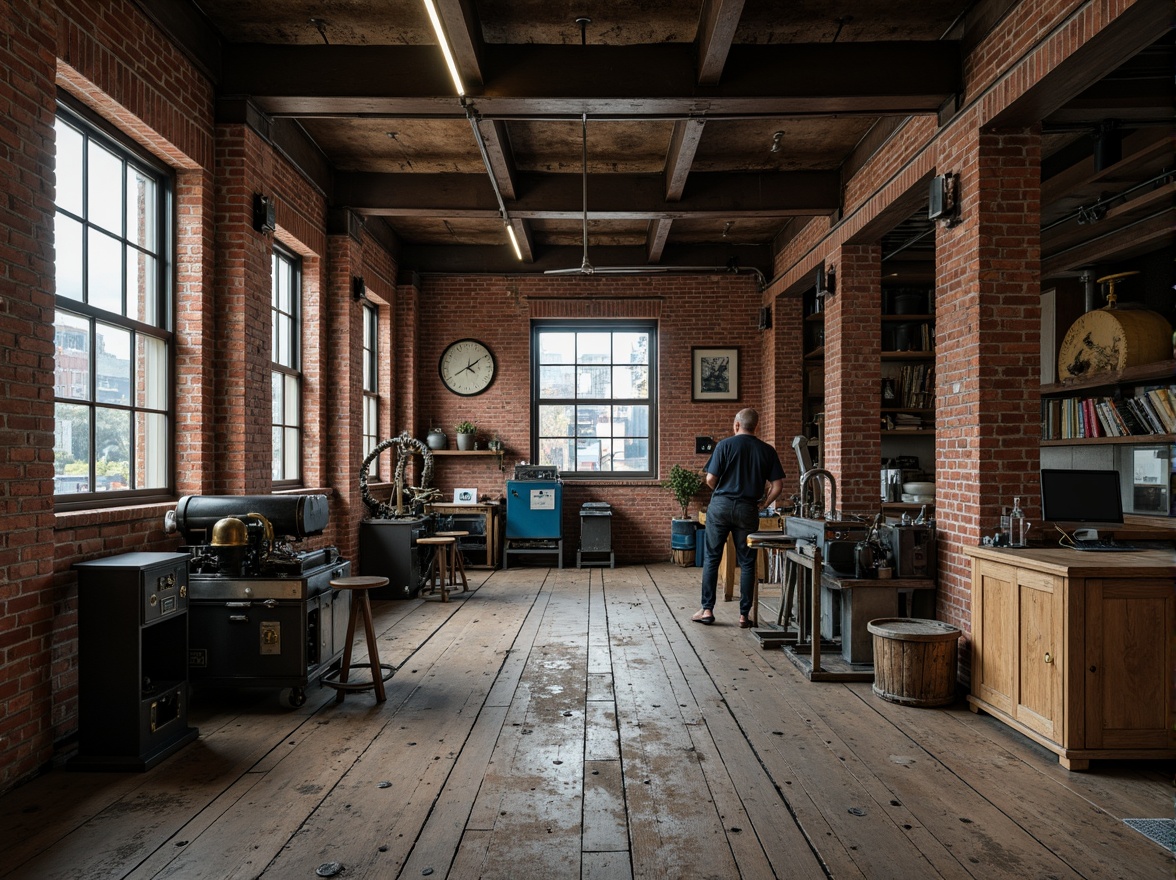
left=691, top=610, right=715, bottom=625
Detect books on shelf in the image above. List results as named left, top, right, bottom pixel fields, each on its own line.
left=894, top=362, right=934, bottom=409
left=1041, top=385, right=1176, bottom=440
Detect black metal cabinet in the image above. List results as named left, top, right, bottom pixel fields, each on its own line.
left=69, top=552, right=199, bottom=771
left=359, top=517, right=431, bottom=597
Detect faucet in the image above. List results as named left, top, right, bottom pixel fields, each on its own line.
left=799, top=468, right=838, bottom=520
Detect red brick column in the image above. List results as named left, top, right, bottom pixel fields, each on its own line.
left=769, top=295, right=806, bottom=492
left=935, top=126, right=1042, bottom=632
left=395, top=276, right=422, bottom=438
left=325, top=233, right=364, bottom=562
left=824, top=246, right=882, bottom=514
left=174, top=168, right=218, bottom=495
left=212, top=124, right=274, bottom=494
left=0, top=0, right=58, bottom=792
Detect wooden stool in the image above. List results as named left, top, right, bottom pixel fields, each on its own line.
left=746, top=532, right=796, bottom=627
left=417, top=536, right=455, bottom=602
left=435, top=530, right=470, bottom=592
left=322, top=576, right=394, bottom=703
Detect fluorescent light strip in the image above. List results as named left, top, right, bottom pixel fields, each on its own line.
left=422, top=0, right=465, bottom=96
left=505, top=223, right=523, bottom=261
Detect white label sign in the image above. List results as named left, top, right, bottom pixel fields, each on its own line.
left=530, top=489, right=555, bottom=510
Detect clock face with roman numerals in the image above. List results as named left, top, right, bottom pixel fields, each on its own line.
left=439, top=338, right=496, bottom=396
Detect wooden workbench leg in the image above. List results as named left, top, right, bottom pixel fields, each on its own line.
left=722, top=534, right=736, bottom=602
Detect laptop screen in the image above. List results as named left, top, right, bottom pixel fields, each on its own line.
left=1040, top=468, right=1124, bottom=527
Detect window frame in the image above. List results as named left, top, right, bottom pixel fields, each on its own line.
left=361, top=300, right=380, bottom=477
left=271, top=244, right=303, bottom=486
left=530, top=320, right=658, bottom=480
left=52, top=100, right=175, bottom=510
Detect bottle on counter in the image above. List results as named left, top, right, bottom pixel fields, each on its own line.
left=1009, top=496, right=1030, bottom=547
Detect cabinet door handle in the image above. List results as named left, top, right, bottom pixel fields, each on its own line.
left=1043, top=652, right=1053, bottom=664
left=1089, top=665, right=1097, bottom=673
left=228, top=614, right=249, bottom=622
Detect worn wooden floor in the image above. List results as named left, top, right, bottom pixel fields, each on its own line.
left=1, top=564, right=1171, bottom=879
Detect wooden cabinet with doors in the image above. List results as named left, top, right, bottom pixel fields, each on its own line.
left=965, top=544, right=1175, bottom=770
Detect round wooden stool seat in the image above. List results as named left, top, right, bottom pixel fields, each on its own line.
left=417, top=536, right=456, bottom=602
left=322, top=575, right=393, bottom=703
left=329, top=575, right=390, bottom=591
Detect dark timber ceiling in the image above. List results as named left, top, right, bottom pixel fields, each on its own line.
left=141, top=0, right=1173, bottom=277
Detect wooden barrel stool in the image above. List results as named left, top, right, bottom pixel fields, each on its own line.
left=322, top=576, right=394, bottom=703
left=417, top=536, right=455, bottom=602
left=435, top=530, right=470, bottom=593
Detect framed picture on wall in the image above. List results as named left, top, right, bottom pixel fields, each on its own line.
left=691, top=347, right=740, bottom=401
left=453, top=487, right=478, bottom=503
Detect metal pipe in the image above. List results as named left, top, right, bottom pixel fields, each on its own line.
left=799, top=468, right=837, bottom=520
left=1080, top=269, right=1097, bottom=312
left=465, top=104, right=511, bottom=227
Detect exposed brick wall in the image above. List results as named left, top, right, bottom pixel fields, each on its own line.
left=761, top=0, right=1151, bottom=668
left=213, top=124, right=273, bottom=493
left=403, top=274, right=764, bottom=564
left=324, top=233, right=364, bottom=563
left=175, top=168, right=218, bottom=495
left=770, top=296, right=807, bottom=492
left=824, top=246, right=882, bottom=514
left=0, top=0, right=61, bottom=794
left=0, top=0, right=1157, bottom=794
left=934, top=126, right=1043, bottom=635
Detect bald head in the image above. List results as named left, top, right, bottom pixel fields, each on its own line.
left=735, top=408, right=759, bottom=433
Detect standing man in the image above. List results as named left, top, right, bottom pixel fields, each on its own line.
left=693, top=408, right=786, bottom=628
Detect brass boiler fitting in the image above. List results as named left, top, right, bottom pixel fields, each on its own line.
left=209, top=512, right=275, bottom=565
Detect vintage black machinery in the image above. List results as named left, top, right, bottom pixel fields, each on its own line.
left=165, top=494, right=350, bottom=707
left=357, top=432, right=439, bottom=597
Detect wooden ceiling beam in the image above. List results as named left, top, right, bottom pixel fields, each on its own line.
left=397, top=242, right=772, bottom=274
left=664, top=119, right=706, bottom=201
left=696, top=0, right=746, bottom=84
left=646, top=219, right=673, bottom=263
left=988, top=0, right=1170, bottom=128
left=336, top=170, right=840, bottom=218
left=224, top=42, right=960, bottom=117
left=431, top=0, right=485, bottom=87
left=1040, top=207, right=1174, bottom=277
left=474, top=117, right=518, bottom=199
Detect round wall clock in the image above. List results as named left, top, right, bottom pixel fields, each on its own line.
left=439, top=338, right=496, bottom=396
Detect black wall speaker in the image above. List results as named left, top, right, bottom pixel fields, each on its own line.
left=928, top=173, right=957, bottom=221
left=253, top=193, right=276, bottom=233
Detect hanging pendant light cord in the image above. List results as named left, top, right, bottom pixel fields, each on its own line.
left=580, top=113, right=592, bottom=272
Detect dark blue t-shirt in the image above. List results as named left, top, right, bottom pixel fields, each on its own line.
left=705, top=433, right=785, bottom=503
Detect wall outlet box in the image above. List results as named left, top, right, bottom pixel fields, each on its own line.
left=695, top=436, right=715, bottom=455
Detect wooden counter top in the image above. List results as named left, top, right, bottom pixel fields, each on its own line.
left=963, top=544, right=1175, bottom=577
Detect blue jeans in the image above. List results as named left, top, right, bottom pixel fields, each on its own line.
left=700, top=495, right=761, bottom=616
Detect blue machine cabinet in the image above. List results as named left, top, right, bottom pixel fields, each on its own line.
left=505, top=479, right=563, bottom=568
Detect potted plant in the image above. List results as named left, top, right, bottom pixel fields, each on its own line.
left=662, top=464, right=706, bottom=565
left=454, top=420, right=477, bottom=451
